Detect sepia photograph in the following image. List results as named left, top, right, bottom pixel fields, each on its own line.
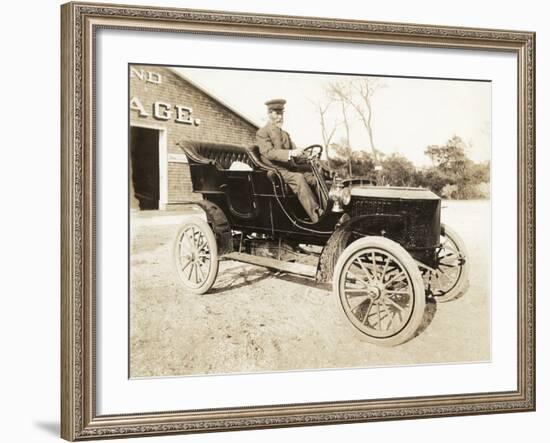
left=128, top=64, right=491, bottom=378
left=59, top=3, right=535, bottom=439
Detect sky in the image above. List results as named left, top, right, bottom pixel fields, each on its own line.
left=175, top=67, right=491, bottom=167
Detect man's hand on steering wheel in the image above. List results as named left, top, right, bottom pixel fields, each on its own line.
left=301, top=144, right=323, bottom=159
left=289, top=147, right=305, bottom=158
left=290, top=144, right=323, bottom=162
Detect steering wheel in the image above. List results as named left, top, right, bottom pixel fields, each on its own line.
left=301, top=144, right=324, bottom=159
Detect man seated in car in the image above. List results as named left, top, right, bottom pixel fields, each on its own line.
left=255, top=99, right=321, bottom=223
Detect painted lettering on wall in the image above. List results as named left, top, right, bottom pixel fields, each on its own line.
left=129, top=97, right=149, bottom=117
left=130, top=97, right=201, bottom=126
left=130, top=68, right=162, bottom=84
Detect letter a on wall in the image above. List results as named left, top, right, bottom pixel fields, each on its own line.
left=130, top=96, right=149, bottom=117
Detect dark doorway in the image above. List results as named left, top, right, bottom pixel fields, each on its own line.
left=130, top=127, right=160, bottom=210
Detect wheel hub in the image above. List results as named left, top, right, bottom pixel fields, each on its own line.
left=366, top=284, right=383, bottom=300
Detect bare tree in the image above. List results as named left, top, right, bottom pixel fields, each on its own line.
left=323, top=78, right=385, bottom=176
left=326, top=81, right=354, bottom=176
left=348, top=78, right=384, bottom=165
left=310, top=98, right=340, bottom=165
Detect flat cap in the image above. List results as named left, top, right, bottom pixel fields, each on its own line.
left=265, top=98, right=286, bottom=112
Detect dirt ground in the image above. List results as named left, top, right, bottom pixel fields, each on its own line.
left=129, top=200, right=491, bottom=378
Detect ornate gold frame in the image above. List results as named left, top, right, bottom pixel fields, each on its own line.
left=61, top=2, right=536, bottom=440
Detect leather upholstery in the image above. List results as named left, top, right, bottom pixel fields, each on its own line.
left=178, top=140, right=258, bottom=170
left=178, top=140, right=285, bottom=173
left=178, top=141, right=330, bottom=199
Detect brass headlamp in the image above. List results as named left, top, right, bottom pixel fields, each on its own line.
left=329, top=176, right=351, bottom=212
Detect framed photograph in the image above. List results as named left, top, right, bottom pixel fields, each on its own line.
left=61, top=1, right=535, bottom=440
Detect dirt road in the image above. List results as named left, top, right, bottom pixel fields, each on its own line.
left=130, top=200, right=490, bottom=377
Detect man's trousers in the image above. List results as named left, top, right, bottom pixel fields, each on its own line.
left=278, top=169, right=320, bottom=222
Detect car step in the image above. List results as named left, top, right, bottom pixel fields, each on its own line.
left=222, top=252, right=317, bottom=278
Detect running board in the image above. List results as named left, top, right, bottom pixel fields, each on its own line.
left=222, top=252, right=318, bottom=278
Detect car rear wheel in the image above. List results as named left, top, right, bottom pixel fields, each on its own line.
left=334, top=236, right=427, bottom=346
left=428, top=224, right=470, bottom=303
left=173, top=217, right=219, bottom=295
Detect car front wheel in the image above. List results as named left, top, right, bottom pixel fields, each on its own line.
left=333, top=236, right=427, bottom=346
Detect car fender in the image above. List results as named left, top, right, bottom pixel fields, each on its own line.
left=178, top=200, right=233, bottom=255
left=315, top=214, right=407, bottom=283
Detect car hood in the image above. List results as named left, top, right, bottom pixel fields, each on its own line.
left=350, top=186, right=440, bottom=201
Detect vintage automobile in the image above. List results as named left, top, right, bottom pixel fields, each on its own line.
left=172, top=140, right=469, bottom=346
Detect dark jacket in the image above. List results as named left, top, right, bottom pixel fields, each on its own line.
left=255, top=122, right=296, bottom=167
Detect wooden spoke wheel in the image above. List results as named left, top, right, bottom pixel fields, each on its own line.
left=334, top=236, right=427, bottom=346
left=429, top=224, right=470, bottom=303
left=173, top=217, right=219, bottom=295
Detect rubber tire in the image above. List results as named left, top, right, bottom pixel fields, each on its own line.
left=436, top=224, right=470, bottom=303
left=333, top=236, right=427, bottom=347
left=173, top=217, right=219, bottom=295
